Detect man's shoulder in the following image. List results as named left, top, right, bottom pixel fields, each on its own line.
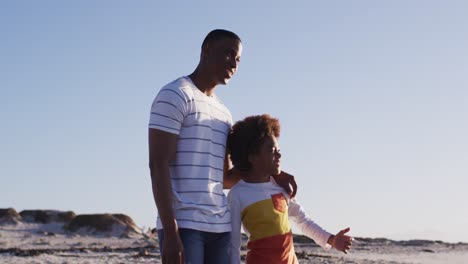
left=160, top=76, right=195, bottom=98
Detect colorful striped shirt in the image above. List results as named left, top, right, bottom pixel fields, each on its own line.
left=228, top=177, right=332, bottom=263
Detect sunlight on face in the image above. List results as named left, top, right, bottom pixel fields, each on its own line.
left=250, top=135, right=282, bottom=178
left=207, top=38, right=242, bottom=85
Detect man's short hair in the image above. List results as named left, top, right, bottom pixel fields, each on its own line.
left=201, top=29, right=241, bottom=49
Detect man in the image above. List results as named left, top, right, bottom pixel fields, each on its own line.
left=148, top=29, right=296, bottom=264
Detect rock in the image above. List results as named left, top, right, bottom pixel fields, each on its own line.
left=36, top=230, right=56, bottom=237
left=296, top=250, right=309, bottom=259
left=399, top=239, right=435, bottom=247
left=67, top=214, right=142, bottom=237
left=138, top=248, right=149, bottom=256
left=112, top=214, right=141, bottom=235
left=293, top=234, right=314, bottom=244
left=0, top=208, right=22, bottom=224
left=19, top=210, right=76, bottom=224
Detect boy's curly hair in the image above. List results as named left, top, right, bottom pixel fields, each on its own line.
left=227, top=114, right=280, bottom=172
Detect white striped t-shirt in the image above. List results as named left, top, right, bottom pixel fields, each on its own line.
left=149, top=76, right=233, bottom=233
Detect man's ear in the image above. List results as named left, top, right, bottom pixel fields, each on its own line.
left=201, top=43, right=212, bottom=61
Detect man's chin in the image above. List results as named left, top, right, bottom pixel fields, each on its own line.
left=221, top=78, right=230, bottom=85
left=218, top=75, right=232, bottom=85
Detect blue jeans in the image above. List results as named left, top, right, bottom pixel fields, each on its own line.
left=157, top=228, right=230, bottom=264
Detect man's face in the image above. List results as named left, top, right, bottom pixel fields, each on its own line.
left=204, top=38, right=243, bottom=85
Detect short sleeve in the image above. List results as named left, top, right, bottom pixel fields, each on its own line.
left=149, top=87, right=187, bottom=135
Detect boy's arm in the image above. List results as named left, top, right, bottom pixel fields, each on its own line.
left=288, top=198, right=333, bottom=250
left=289, top=198, right=353, bottom=253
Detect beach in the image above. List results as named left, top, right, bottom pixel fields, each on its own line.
left=1, top=218, right=468, bottom=264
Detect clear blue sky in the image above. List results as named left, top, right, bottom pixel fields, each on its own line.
left=1, top=1, right=467, bottom=243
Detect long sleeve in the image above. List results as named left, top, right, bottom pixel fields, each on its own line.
left=288, top=198, right=332, bottom=250
left=228, top=190, right=242, bottom=264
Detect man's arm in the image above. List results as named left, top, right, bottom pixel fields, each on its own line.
left=148, top=128, right=184, bottom=263
left=272, top=171, right=298, bottom=198
left=223, top=152, right=241, bottom=189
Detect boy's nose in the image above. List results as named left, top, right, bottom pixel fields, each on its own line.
left=229, top=57, right=238, bottom=69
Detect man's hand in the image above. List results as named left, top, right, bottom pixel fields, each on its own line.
left=272, top=171, right=298, bottom=198
left=223, top=166, right=242, bottom=189
left=162, top=231, right=185, bottom=264
left=328, top=227, right=353, bottom=254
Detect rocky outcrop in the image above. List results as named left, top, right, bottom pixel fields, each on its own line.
left=19, top=210, right=76, bottom=224
left=67, top=214, right=141, bottom=237
left=0, top=208, right=22, bottom=224
left=112, top=214, right=141, bottom=234
left=1, top=209, right=142, bottom=238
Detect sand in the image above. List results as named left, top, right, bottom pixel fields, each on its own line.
left=1, top=222, right=468, bottom=263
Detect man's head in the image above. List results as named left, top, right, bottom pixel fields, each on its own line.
left=199, top=29, right=243, bottom=85
left=227, top=114, right=281, bottom=175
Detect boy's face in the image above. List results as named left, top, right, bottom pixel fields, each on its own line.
left=250, top=135, right=282, bottom=177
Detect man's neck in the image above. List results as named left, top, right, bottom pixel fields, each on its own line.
left=188, top=70, right=217, bottom=96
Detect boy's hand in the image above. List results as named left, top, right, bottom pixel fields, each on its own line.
left=272, top=171, right=297, bottom=198
left=328, top=227, right=353, bottom=254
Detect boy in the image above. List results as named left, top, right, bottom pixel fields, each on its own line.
left=227, top=114, right=352, bottom=263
